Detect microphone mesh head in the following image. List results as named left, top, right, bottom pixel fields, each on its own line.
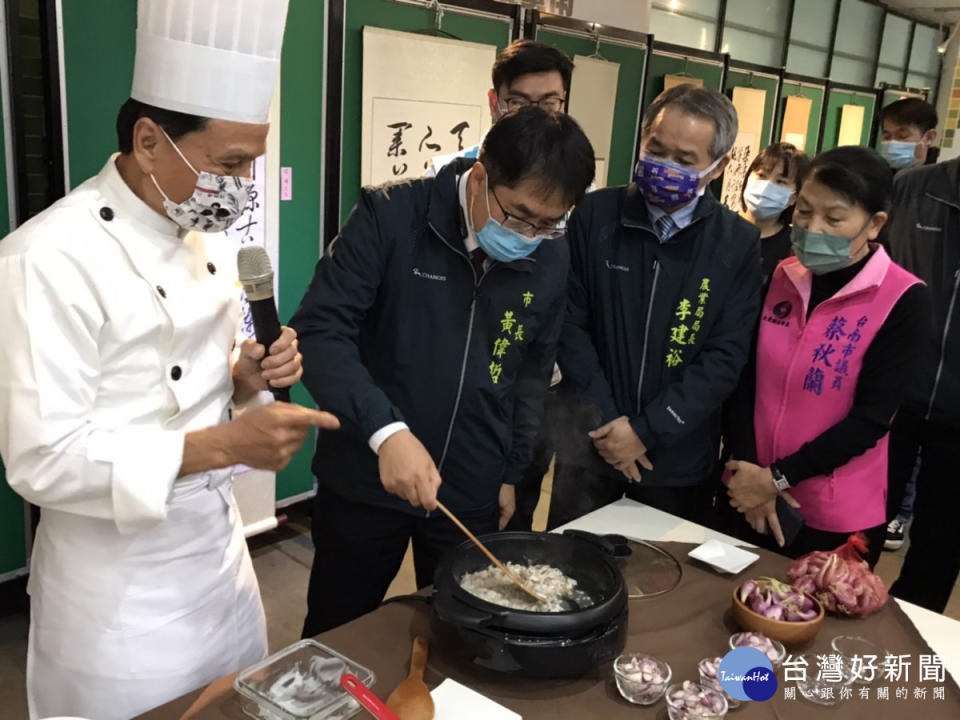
left=237, top=245, right=274, bottom=282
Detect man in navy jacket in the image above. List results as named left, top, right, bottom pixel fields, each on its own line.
left=292, top=108, right=595, bottom=635
left=551, top=85, right=761, bottom=528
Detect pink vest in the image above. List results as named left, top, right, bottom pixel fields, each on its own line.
left=755, top=247, right=920, bottom=532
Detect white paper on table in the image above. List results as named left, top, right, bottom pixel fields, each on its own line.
left=431, top=679, right=521, bottom=720
left=688, top=539, right=759, bottom=574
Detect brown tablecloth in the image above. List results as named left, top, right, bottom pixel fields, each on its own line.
left=137, top=541, right=960, bottom=719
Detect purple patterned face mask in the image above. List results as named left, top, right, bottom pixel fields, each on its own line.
left=634, top=152, right=723, bottom=208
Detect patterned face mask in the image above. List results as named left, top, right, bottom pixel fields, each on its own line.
left=634, top=152, right=723, bottom=208
left=151, top=128, right=253, bottom=233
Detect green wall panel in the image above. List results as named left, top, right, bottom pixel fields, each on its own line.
left=61, top=0, right=137, bottom=187
left=535, top=29, right=646, bottom=187
left=725, top=71, right=779, bottom=151
left=643, top=52, right=724, bottom=108
left=340, top=0, right=513, bottom=222
left=276, top=0, right=325, bottom=501
left=0, top=465, right=26, bottom=576
left=773, top=82, right=825, bottom=157
left=821, top=89, right=876, bottom=151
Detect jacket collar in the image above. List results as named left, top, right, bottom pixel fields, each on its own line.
left=99, top=153, right=184, bottom=239
left=621, top=182, right=719, bottom=235
left=781, top=244, right=893, bottom=310
left=427, top=156, right=536, bottom=273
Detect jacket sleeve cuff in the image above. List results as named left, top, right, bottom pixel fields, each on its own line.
left=92, top=428, right=185, bottom=535
left=235, top=390, right=275, bottom=414
left=369, top=422, right=409, bottom=454
left=501, top=464, right=526, bottom=486
left=629, top=415, right=658, bottom=452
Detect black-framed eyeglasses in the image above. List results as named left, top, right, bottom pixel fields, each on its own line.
left=489, top=186, right=569, bottom=241
left=501, top=95, right=566, bottom=113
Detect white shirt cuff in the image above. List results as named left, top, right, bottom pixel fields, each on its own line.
left=369, top=422, right=409, bottom=455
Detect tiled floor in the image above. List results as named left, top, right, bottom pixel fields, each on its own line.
left=0, top=472, right=956, bottom=719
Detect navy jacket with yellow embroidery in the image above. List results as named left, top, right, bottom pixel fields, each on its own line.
left=291, top=158, right=567, bottom=515
left=559, top=184, right=761, bottom=487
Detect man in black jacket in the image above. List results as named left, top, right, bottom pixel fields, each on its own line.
left=292, top=108, right=595, bottom=635
left=885, top=157, right=960, bottom=612
left=550, top=85, right=761, bottom=528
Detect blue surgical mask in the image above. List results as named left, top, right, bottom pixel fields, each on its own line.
left=790, top=224, right=863, bottom=275
left=743, top=175, right=793, bottom=220
left=471, top=179, right=544, bottom=263
left=880, top=140, right=918, bottom=170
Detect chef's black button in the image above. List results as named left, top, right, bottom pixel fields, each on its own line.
left=207, top=261, right=217, bottom=275
left=170, top=365, right=182, bottom=381
left=99, top=206, right=114, bottom=221
left=156, top=285, right=167, bottom=298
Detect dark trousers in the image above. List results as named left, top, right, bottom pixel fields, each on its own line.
left=546, top=457, right=716, bottom=530
left=302, top=490, right=498, bottom=638
left=536, top=396, right=715, bottom=529
left=506, top=388, right=579, bottom=531
left=505, top=436, right=552, bottom=532
left=716, top=495, right=885, bottom=568
left=505, top=391, right=566, bottom=532
left=886, top=410, right=925, bottom=522
left=888, top=411, right=960, bottom=612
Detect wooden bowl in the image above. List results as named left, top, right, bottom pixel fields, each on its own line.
left=731, top=584, right=825, bottom=647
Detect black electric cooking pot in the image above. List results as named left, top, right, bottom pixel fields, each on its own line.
left=431, top=531, right=628, bottom=677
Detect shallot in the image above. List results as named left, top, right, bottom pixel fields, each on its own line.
left=698, top=657, right=741, bottom=709
left=614, top=654, right=671, bottom=705
left=786, top=534, right=888, bottom=618
left=665, top=681, right=728, bottom=719
left=729, top=632, right=786, bottom=666
left=738, top=577, right=820, bottom=621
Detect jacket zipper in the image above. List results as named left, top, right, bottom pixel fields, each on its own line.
left=623, top=213, right=704, bottom=411
left=428, top=221, right=485, bottom=474
left=636, top=259, right=661, bottom=412
left=926, top=268, right=960, bottom=420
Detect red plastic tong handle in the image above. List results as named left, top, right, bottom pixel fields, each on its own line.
left=340, top=673, right=402, bottom=720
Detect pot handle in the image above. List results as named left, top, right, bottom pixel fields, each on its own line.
left=433, top=593, right=495, bottom=629
left=562, top=529, right=617, bottom=554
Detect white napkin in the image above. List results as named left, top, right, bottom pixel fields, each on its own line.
left=688, top=539, right=759, bottom=574
left=431, top=679, right=521, bottom=720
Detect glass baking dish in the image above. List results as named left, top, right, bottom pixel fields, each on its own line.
left=235, top=639, right=377, bottom=720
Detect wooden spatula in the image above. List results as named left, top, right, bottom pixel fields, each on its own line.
left=435, top=501, right=547, bottom=604
left=386, top=636, right=435, bottom=720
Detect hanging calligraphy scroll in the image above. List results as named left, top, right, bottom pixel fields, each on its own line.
left=362, top=27, right=496, bottom=187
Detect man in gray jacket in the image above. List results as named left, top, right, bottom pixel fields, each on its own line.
left=885, top=157, right=959, bottom=612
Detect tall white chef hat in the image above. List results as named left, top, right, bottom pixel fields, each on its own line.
left=131, top=0, right=290, bottom=124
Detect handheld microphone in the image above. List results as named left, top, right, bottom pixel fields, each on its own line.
left=237, top=245, right=290, bottom=403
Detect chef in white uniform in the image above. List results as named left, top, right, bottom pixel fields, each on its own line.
left=0, top=1, right=338, bottom=718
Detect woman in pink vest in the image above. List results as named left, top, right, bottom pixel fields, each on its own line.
left=721, top=146, right=930, bottom=568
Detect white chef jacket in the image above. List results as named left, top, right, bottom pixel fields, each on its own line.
left=0, top=156, right=268, bottom=719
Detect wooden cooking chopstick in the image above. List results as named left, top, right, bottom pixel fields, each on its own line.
left=436, top=501, right=547, bottom=604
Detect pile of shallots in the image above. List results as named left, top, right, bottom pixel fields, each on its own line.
left=738, top=578, right=819, bottom=622
left=786, top=534, right=888, bottom=617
